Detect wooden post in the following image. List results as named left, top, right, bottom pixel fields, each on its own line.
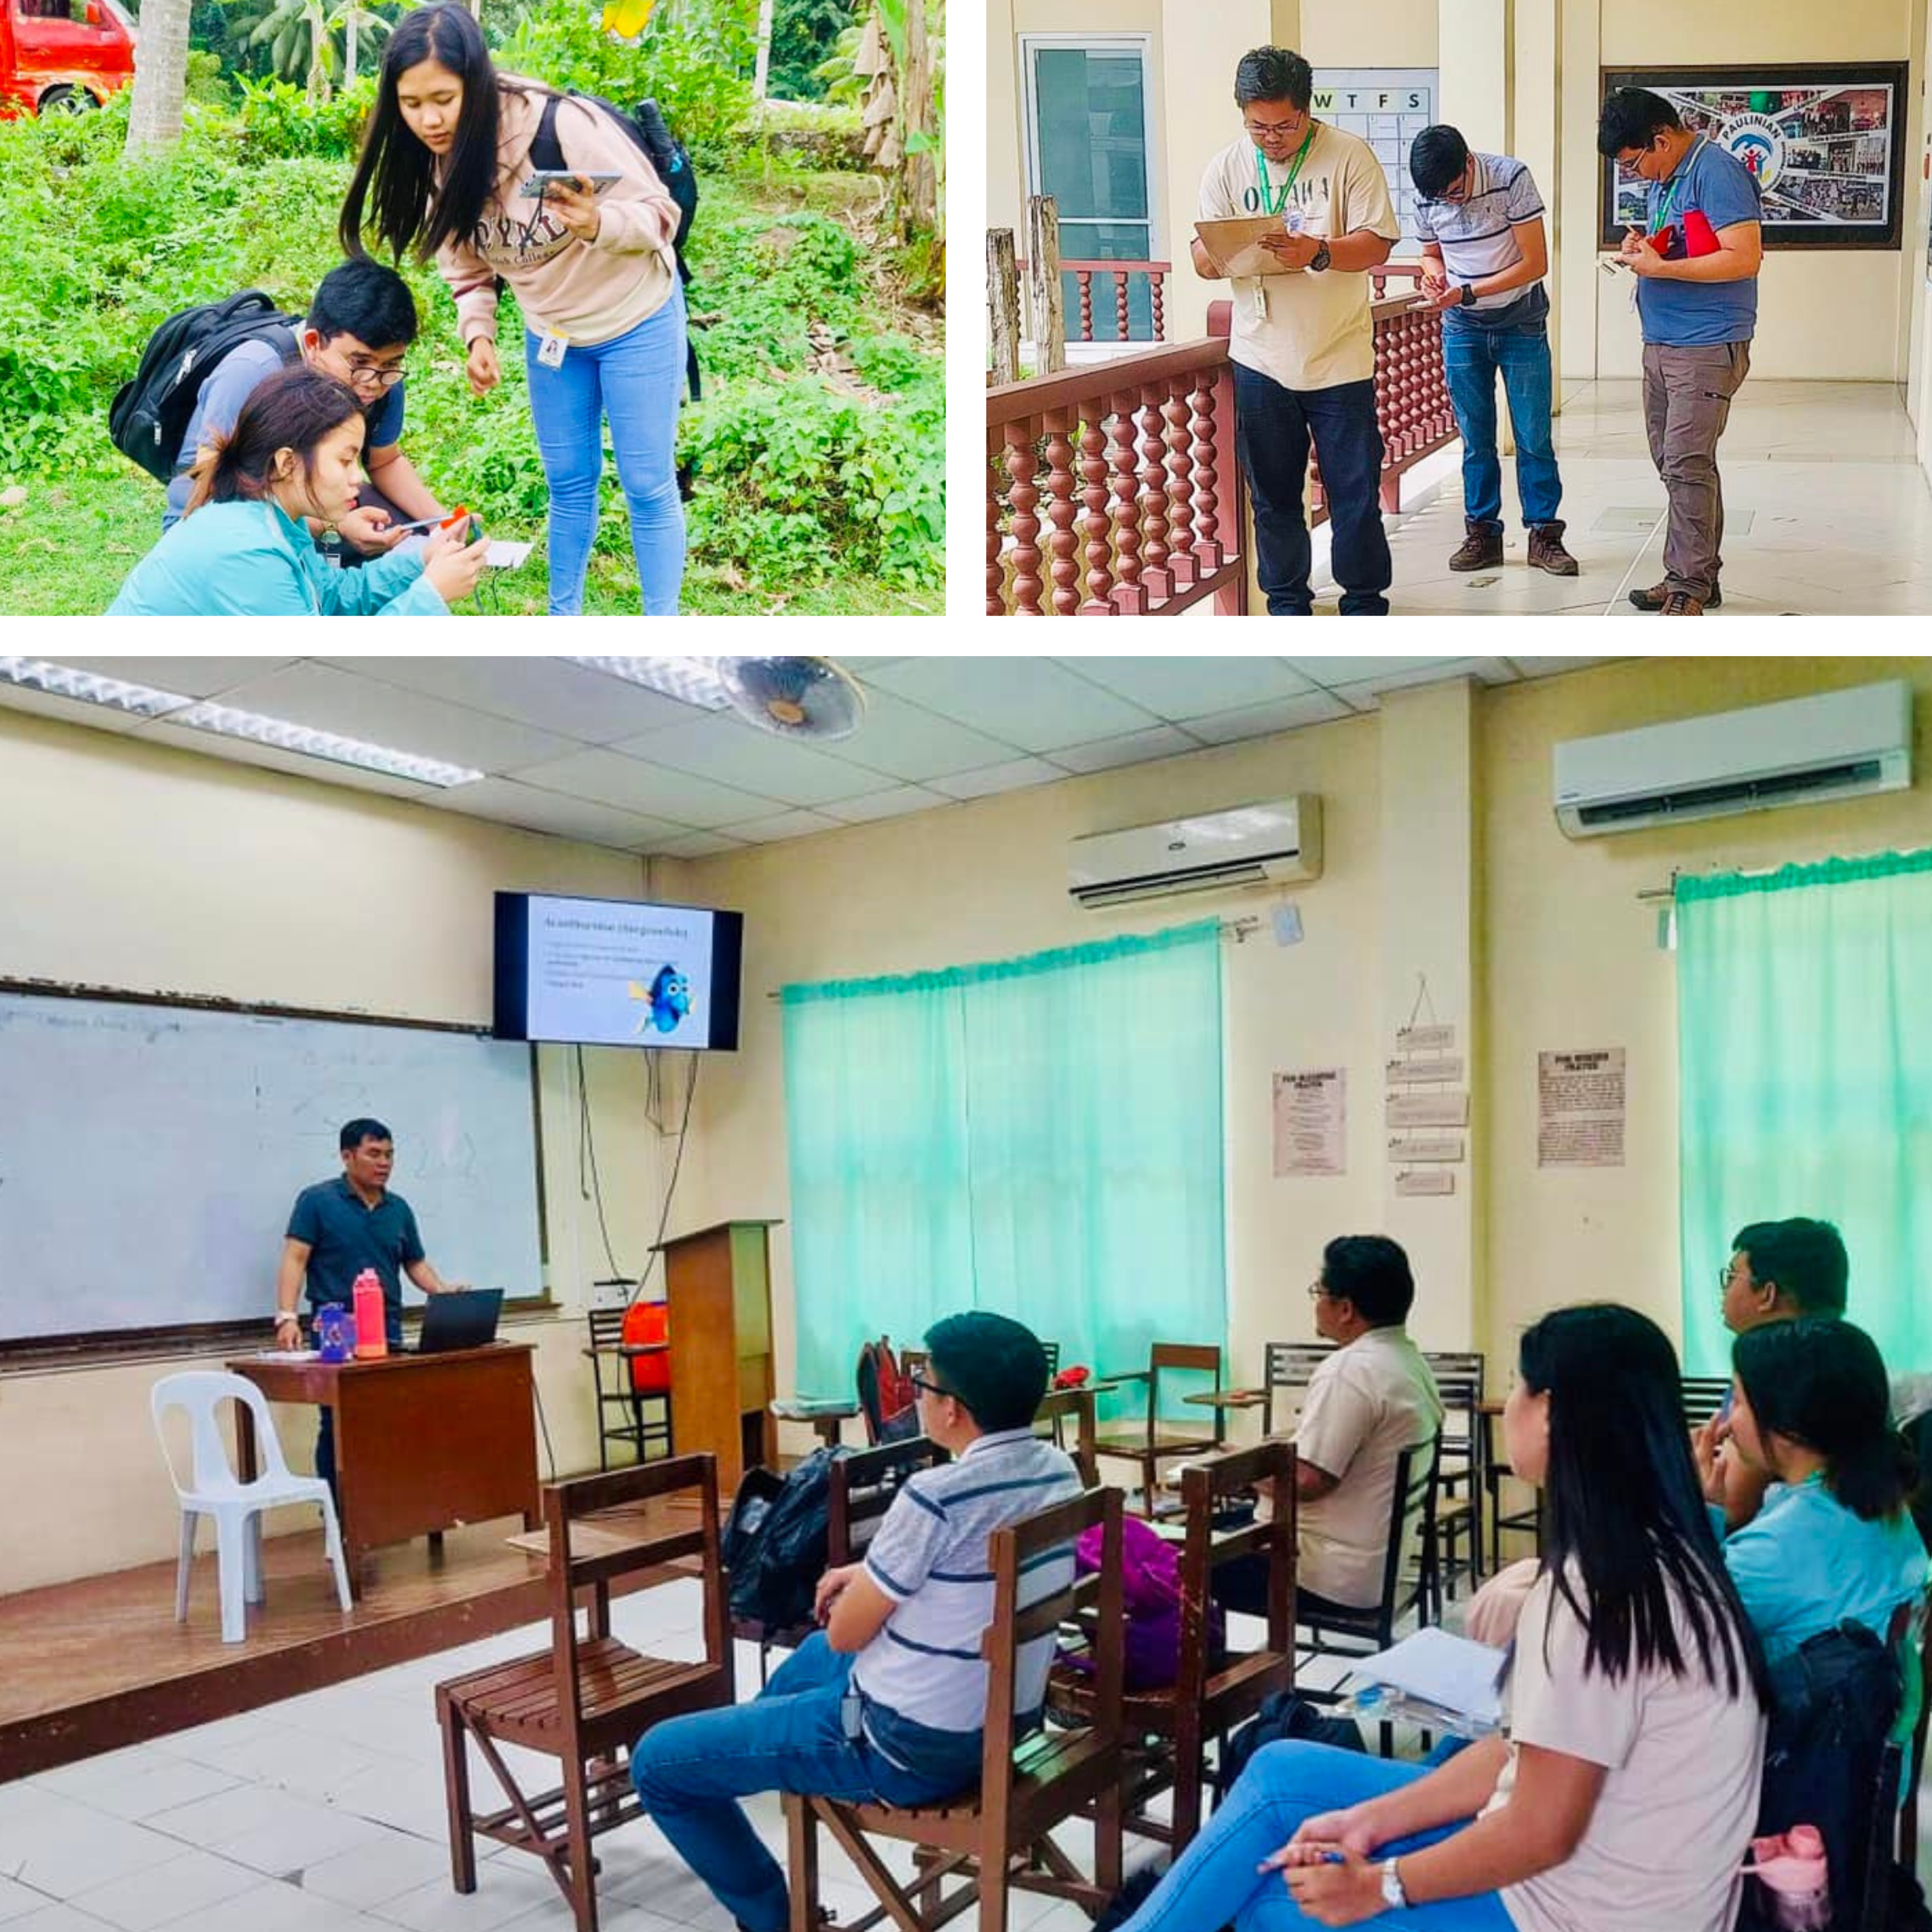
left=987, top=229, right=1022, bottom=386
left=753, top=0, right=773, bottom=100
left=1025, top=195, right=1066, bottom=376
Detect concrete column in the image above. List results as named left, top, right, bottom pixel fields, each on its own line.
left=1513, top=0, right=1562, bottom=396
left=1557, top=0, right=1602, bottom=381
left=1377, top=679, right=1479, bottom=1352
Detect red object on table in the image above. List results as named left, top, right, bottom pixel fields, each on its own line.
left=352, top=1270, right=387, bottom=1359
left=623, top=1296, right=671, bottom=1394
left=1052, top=1364, right=1091, bottom=1389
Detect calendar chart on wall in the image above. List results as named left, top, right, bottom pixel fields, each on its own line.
left=1314, top=69, right=1439, bottom=259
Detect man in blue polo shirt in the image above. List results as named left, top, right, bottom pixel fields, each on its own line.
left=1409, top=125, right=1577, bottom=580
left=273, top=1116, right=466, bottom=1490
left=631, top=1312, right=1082, bottom=1932
left=1600, top=87, right=1763, bottom=615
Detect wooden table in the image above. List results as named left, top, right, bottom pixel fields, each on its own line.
left=227, top=1343, right=541, bottom=1597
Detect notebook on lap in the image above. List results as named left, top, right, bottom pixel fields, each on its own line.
left=414, top=1288, right=503, bottom=1354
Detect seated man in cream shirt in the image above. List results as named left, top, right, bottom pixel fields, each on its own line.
left=1215, top=1234, right=1443, bottom=1615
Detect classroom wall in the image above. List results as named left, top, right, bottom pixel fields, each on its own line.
left=0, top=709, right=666, bottom=1594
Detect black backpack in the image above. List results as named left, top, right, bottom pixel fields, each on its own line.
left=1216, top=1690, right=1366, bottom=1798
left=110, top=291, right=303, bottom=483
left=531, top=91, right=702, bottom=399
left=724, top=1446, right=849, bottom=1632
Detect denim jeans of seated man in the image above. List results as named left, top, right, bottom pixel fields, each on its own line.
left=1231, top=367, right=1391, bottom=616
left=630, top=1628, right=985, bottom=1932
left=1441, top=311, right=1562, bottom=533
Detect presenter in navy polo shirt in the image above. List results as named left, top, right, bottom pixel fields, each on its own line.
left=273, top=1116, right=467, bottom=1490
left=1599, top=87, right=1763, bottom=616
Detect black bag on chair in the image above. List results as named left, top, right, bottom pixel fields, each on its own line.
left=1216, top=1690, right=1367, bottom=1798
left=724, top=1446, right=850, bottom=1633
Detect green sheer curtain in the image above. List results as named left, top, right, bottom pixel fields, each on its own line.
left=1677, top=851, right=1932, bottom=1376
left=781, top=921, right=1227, bottom=1395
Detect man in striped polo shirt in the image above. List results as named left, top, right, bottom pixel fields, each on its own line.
left=630, top=1312, right=1081, bottom=1932
left=1409, top=125, right=1578, bottom=579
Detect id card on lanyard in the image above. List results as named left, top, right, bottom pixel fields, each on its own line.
left=536, top=329, right=569, bottom=369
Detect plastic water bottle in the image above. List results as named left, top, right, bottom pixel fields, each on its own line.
left=1744, top=1825, right=1830, bottom=1931
left=352, top=1269, right=387, bottom=1359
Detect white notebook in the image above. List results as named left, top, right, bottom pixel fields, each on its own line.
left=1355, top=1627, right=1506, bottom=1725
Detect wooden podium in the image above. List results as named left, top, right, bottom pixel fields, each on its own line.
left=654, top=1219, right=780, bottom=1493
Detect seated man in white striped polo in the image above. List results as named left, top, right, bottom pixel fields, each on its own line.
left=630, top=1312, right=1082, bottom=1932
left=1409, top=124, right=1579, bottom=579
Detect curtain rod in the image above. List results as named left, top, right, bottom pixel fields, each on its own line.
left=762, top=915, right=1263, bottom=999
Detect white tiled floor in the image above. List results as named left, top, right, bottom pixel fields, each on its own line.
left=1307, top=377, right=1932, bottom=616
left=1, top=1580, right=1924, bottom=1930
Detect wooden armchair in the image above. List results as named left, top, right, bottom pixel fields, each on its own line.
left=1093, top=1343, right=1224, bottom=1517
left=1053, top=1439, right=1297, bottom=1852
left=1033, top=1384, right=1099, bottom=1485
left=435, top=1454, right=734, bottom=1932
left=785, top=1485, right=1127, bottom=1932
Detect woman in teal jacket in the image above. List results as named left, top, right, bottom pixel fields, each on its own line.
left=111, top=366, right=486, bottom=615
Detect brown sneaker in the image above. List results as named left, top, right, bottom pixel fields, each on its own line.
left=1449, top=521, right=1504, bottom=572
left=1660, top=591, right=1705, bottom=616
left=1526, top=522, right=1579, bottom=576
left=1629, top=579, right=1721, bottom=610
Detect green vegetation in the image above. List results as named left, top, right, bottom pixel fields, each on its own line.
left=0, top=0, right=942, bottom=615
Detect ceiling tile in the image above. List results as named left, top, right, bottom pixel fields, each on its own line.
left=326, top=657, right=707, bottom=742
left=418, top=777, right=685, bottom=852
left=134, top=721, right=441, bottom=801
left=62, top=657, right=295, bottom=699
left=1507, top=657, right=1622, bottom=678
left=817, top=786, right=953, bottom=824
left=0, top=685, right=155, bottom=736
left=1055, top=657, right=1315, bottom=719
left=863, top=657, right=1162, bottom=752
left=1283, top=657, right=1467, bottom=690
left=928, top=757, right=1068, bottom=801
left=1184, top=691, right=1354, bottom=744
left=651, top=829, right=750, bottom=859
left=725, top=808, right=846, bottom=844
left=509, top=748, right=785, bottom=828
left=826, top=690, right=1028, bottom=782
left=1325, top=659, right=1501, bottom=708
left=606, top=713, right=900, bottom=806
left=185, top=660, right=577, bottom=772
left=1050, top=725, right=1202, bottom=774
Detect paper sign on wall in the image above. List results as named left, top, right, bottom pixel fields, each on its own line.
left=1396, top=1168, right=1455, bottom=1197
left=1274, top=1068, right=1347, bottom=1177
left=1538, top=1048, right=1626, bottom=1168
left=1388, top=1089, right=1469, bottom=1128
left=1385, top=1056, right=1465, bottom=1084
left=1389, top=1135, right=1464, bottom=1163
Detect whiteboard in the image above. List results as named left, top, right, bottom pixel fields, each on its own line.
left=0, top=990, right=542, bottom=1341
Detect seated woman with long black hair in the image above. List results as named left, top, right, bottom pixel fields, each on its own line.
left=111, top=367, right=487, bottom=615
left=339, top=3, right=686, bottom=616
left=1109, top=1304, right=1770, bottom=1932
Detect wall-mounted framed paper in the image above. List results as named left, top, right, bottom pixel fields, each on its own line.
left=1600, top=65, right=1908, bottom=251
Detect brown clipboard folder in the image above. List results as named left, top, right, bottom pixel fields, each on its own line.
left=1195, top=215, right=1307, bottom=278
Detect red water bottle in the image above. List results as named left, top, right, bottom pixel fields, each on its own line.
left=352, top=1269, right=387, bottom=1359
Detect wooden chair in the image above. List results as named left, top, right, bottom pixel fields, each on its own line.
left=585, top=1307, right=671, bottom=1469
left=436, top=1454, right=734, bottom=1932
left=1260, top=1342, right=1337, bottom=1436
left=1033, top=1384, right=1098, bottom=1485
left=1052, top=1440, right=1296, bottom=1853
left=1093, top=1343, right=1224, bottom=1517
left=785, top=1485, right=1127, bottom=1932
left=1680, top=1376, right=1732, bottom=1428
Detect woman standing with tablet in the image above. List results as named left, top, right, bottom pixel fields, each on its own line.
left=340, top=3, right=686, bottom=615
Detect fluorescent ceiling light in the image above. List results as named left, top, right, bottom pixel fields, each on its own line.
left=0, top=656, right=480, bottom=788
left=0, top=655, right=193, bottom=718
left=568, top=656, right=729, bottom=709
left=170, top=703, right=484, bottom=788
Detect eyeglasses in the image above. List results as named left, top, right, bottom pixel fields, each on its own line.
left=1306, top=1281, right=1330, bottom=1301
left=909, top=1372, right=955, bottom=1401
left=1718, top=1262, right=1751, bottom=1295
left=1243, top=115, right=1307, bottom=141
left=343, top=362, right=407, bottom=388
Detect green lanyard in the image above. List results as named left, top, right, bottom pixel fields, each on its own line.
left=1255, top=126, right=1316, bottom=216
left=1654, top=135, right=1705, bottom=229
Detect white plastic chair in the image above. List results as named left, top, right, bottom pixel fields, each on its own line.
left=151, top=1370, right=352, bottom=1643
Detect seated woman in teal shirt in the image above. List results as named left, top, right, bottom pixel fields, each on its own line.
left=1713, top=1316, right=1927, bottom=1662
left=111, top=367, right=488, bottom=616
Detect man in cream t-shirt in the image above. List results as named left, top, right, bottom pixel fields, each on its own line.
left=1194, top=46, right=1401, bottom=615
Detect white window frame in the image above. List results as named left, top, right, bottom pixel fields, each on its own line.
left=1018, top=32, right=1164, bottom=264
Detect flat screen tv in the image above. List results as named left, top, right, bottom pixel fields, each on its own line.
left=493, top=891, right=743, bottom=1050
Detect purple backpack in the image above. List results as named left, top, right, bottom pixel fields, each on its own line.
left=1061, top=1513, right=1222, bottom=1691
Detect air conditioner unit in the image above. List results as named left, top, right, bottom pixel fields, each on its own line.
left=1552, top=681, right=1912, bottom=838
left=1068, top=796, right=1322, bottom=909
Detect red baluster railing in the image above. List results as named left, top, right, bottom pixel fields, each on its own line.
left=1013, top=260, right=1172, bottom=343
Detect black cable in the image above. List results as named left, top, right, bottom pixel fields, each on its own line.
left=531, top=1373, right=557, bottom=1482
left=575, top=1041, right=626, bottom=1279
left=626, top=1054, right=699, bottom=1309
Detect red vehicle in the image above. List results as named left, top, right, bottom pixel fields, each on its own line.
left=0, top=0, right=137, bottom=118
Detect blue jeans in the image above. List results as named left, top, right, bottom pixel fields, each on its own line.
left=630, top=1631, right=984, bottom=1932
left=524, top=283, right=686, bottom=616
left=1441, top=310, right=1562, bottom=532
left=1117, top=1741, right=1513, bottom=1932
left=1232, top=366, right=1390, bottom=615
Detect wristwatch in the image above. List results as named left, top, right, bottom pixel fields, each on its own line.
left=1458, top=283, right=1478, bottom=307
left=1309, top=240, right=1332, bottom=273
left=1381, top=1858, right=1409, bottom=1909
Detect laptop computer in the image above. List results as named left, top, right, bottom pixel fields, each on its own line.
left=413, top=1288, right=504, bottom=1355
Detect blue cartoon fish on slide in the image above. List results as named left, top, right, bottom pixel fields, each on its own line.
left=629, top=964, right=691, bottom=1036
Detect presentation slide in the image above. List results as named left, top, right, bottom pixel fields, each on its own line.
left=497, top=893, right=742, bottom=1049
